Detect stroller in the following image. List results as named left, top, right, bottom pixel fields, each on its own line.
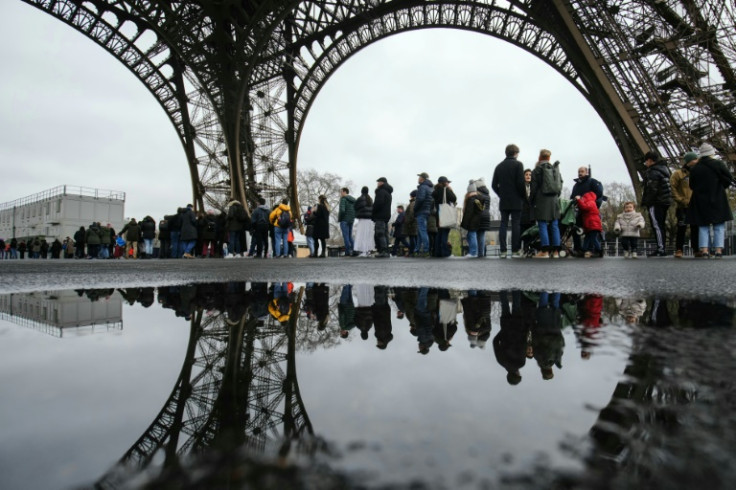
left=521, top=199, right=581, bottom=257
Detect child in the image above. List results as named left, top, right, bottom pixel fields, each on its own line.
left=575, top=191, right=602, bottom=258
left=613, top=201, right=646, bottom=258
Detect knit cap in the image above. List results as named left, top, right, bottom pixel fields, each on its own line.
left=698, top=142, right=716, bottom=157
left=467, top=179, right=477, bottom=193
left=683, top=152, right=698, bottom=164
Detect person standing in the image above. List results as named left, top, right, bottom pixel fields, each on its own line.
left=414, top=172, right=434, bottom=257
left=250, top=198, right=270, bottom=258
left=432, top=176, right=457, bottom=257
left=460, top=180, right=483, bottom=258
left=85, top=223, right=101, bottom=259
left=120, top=218, right=142, bottom=259
left=180, top=204, right=198, bottom=258
left=98, top=222, right=112, bottom=259
left=158, top=218, right=171, bottom=259
left=74, top=226, right=86, bottom=259
left=166, top=209, right=182, bottom=258
left=338, top=187, right=356, bottom=257
left=269, top=198, right=292, bottom=258
left=530, top=150, right=563, bottom=259
left=475, top=179, right=492, bottom=257
left=492, top=144, right=526, bottom=258
left=199, top=211, right=217, bottom=257
left=520, top=169, right=535, bottom=253
left=613, top=201, right=645, bottom=258
left=569, top=166, right=604, bottom=256
left=140, top=216, right=156, bottom=259
left=226, top=200, right=247, bottom=257
left=303, top=206, right=316, bottom=257
left=313, top=195, right=331, bottom=258
left=372, top=177, right=393, bottom=258
left=391, top=205, right=410, bottom=256
left=671, top=152, right=699, bottom=258
left=354, top=186, right=374, bottom=257
left=641, top=151, right=673, bottom=256
left=688, top=142, right=734, bottom=258
left=404, top=191, right=418, bottom=256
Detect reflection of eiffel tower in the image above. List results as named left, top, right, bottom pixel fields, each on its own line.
left=96, top=288, right=312, bottom=488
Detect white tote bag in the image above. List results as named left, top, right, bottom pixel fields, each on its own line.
left=438, top=187, right=457, bottom=229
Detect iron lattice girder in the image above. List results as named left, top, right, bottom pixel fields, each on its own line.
left=20, top=0, right=736, bottom=207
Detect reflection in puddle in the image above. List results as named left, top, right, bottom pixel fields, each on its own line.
left=0, top=284, right=734, bottom=489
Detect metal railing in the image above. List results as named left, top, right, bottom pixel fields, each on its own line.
left=0, top=185, right=126, bottom=211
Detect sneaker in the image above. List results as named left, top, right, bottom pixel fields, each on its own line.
left=714, top=253, right=723, bottom=259
left=623, top=251, right=630, bottom=258
left=533, top=251, right=549, bottom=259
left=584, top=251, right=593, bottom=258
left=551, top=251, right=560, bottom=259
left=674, top=250, right=683, bottom=258
left=499, top=251, right=507, bottom=259
left=631, top=252, right=638, bottom=259
left=466, top=254, right=478, bottom=258
left=511, top=251, right=522, bottom=258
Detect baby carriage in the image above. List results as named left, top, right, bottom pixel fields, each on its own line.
left=521, top=199, right=581, bottom=257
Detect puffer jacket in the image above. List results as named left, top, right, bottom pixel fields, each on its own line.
left=354, top=193, right=373, bottom=219
left=613, top=211, right=645, bottom=237
left=414, top=179, right=434, bottom=216
left=577, top=192, right=602, bottom=232
left=641, top=161, right=673, bottom=207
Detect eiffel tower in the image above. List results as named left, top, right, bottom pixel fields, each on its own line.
left=19, top=1, right=736, bottom=215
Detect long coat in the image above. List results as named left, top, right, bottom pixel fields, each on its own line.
left=530, top=163, right=561, bottom=222
left=180, top=207, right=198, bottom=241
left=313, top=203, right=330, bottom=239
left=460, top=192, right=483, bottom=231
left=688, top=156, right=734, bottom=226
left=491, top=157, right=526, bottom=211
left=404, top=200, right=418, bottom=236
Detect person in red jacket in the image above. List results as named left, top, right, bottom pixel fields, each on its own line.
left=575, top=191, right=602, bottom=258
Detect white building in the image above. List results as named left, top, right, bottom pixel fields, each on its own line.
left=0, top=185, right=126, bottom=241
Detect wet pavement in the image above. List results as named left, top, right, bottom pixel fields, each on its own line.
left=0, top=258, right=735, bottom=489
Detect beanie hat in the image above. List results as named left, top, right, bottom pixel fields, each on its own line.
left=699, top=142, right=716, bottom=157
left=683, top=152, right=698, bottom=164
left=475, top=178, right=487, bottom=189
left=467, top=179, right=477, bottom=193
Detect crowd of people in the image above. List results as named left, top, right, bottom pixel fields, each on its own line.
left=1, top=143, right=731, bottom=260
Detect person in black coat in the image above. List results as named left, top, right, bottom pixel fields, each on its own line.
left=432, top=176, right=457, bottom=257
left=688, top=143, right=734, bottom=258
left=641, top=150, right=673, bottom=256
left=372, top=177, right=393, bottom=258
left=313, top=195, right=331, bottom=258
left=491, top=144, right=526, bottom=257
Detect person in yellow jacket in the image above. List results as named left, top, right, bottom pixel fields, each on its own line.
left=269, top=198, right=292, bottom=258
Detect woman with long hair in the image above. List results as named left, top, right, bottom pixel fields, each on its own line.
left=353, top=186, right=374, bottom=257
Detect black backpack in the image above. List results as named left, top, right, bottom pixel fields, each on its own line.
left=277, top=209, right=291, bottom=228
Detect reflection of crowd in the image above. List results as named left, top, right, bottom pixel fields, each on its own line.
left=67, top=284, right=735, bottom=386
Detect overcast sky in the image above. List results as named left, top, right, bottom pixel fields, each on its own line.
left=0, top=2, right=629, bottom=220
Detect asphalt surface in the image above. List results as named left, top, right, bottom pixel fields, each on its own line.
left=1, top=255, right=734, bottom=298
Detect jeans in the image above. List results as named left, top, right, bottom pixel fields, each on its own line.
left=182, top=240, right=195, bottom=255
left=307, top=236, right=315, bottom=256
left=583, top=231, right=600, bottom=252
left=477, top=231, right=486, bottom=256
left=170, top=231, right=180, bottom=258
left=499, top=210, right=521, bottom=253
left=416, top=214, right=429, bottom=253
left=274, top=226, right=289, bottom=257
left=340, top=221, right=354, bottom=255
left=538, top=220, right=560, bottom=248
left=143, top=238, right=153, bottom=255
left=228, top=231, right=241, bottom=255
left=436, top=228, right=451, bottom=257
left=99, top=246, right=110, bottom=259
left=699, top=223, right=725, bottom=250
left=466, top=230, right=478, bottom=256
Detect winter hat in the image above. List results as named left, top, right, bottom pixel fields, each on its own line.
left=410, top=190, right=417, bottom=198
left=467, top=179, right=477, bottom=193
left=699, top=142, right=716, bottom=157
left=683, top=152, right=698, bottom=164
left=475, top=178, right=487, bottom=189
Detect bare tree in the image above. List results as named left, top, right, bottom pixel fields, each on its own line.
left=296, top=169, right=353, bottom=242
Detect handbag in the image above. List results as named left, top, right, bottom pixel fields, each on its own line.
left=438, top=187, right=457, bottom=229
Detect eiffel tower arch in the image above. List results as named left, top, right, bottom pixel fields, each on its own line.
left=19, top=1, right=736, bottom=214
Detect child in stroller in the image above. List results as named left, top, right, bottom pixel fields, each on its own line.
left=521, top=199, right=581, bottom=258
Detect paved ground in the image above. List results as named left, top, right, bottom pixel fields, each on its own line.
left=1, top=255, right=734, bottom=298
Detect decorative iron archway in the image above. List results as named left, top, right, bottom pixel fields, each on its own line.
left=18, top=1, right=736, bottom=216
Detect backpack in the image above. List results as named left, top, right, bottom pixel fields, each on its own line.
left=541, top=161, right=563, bottom=196
left=253, top=208, right=269, bottom=227
left=277, top=209, right=291, bottom=228
left=206, top=219, right=216, bottom=232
